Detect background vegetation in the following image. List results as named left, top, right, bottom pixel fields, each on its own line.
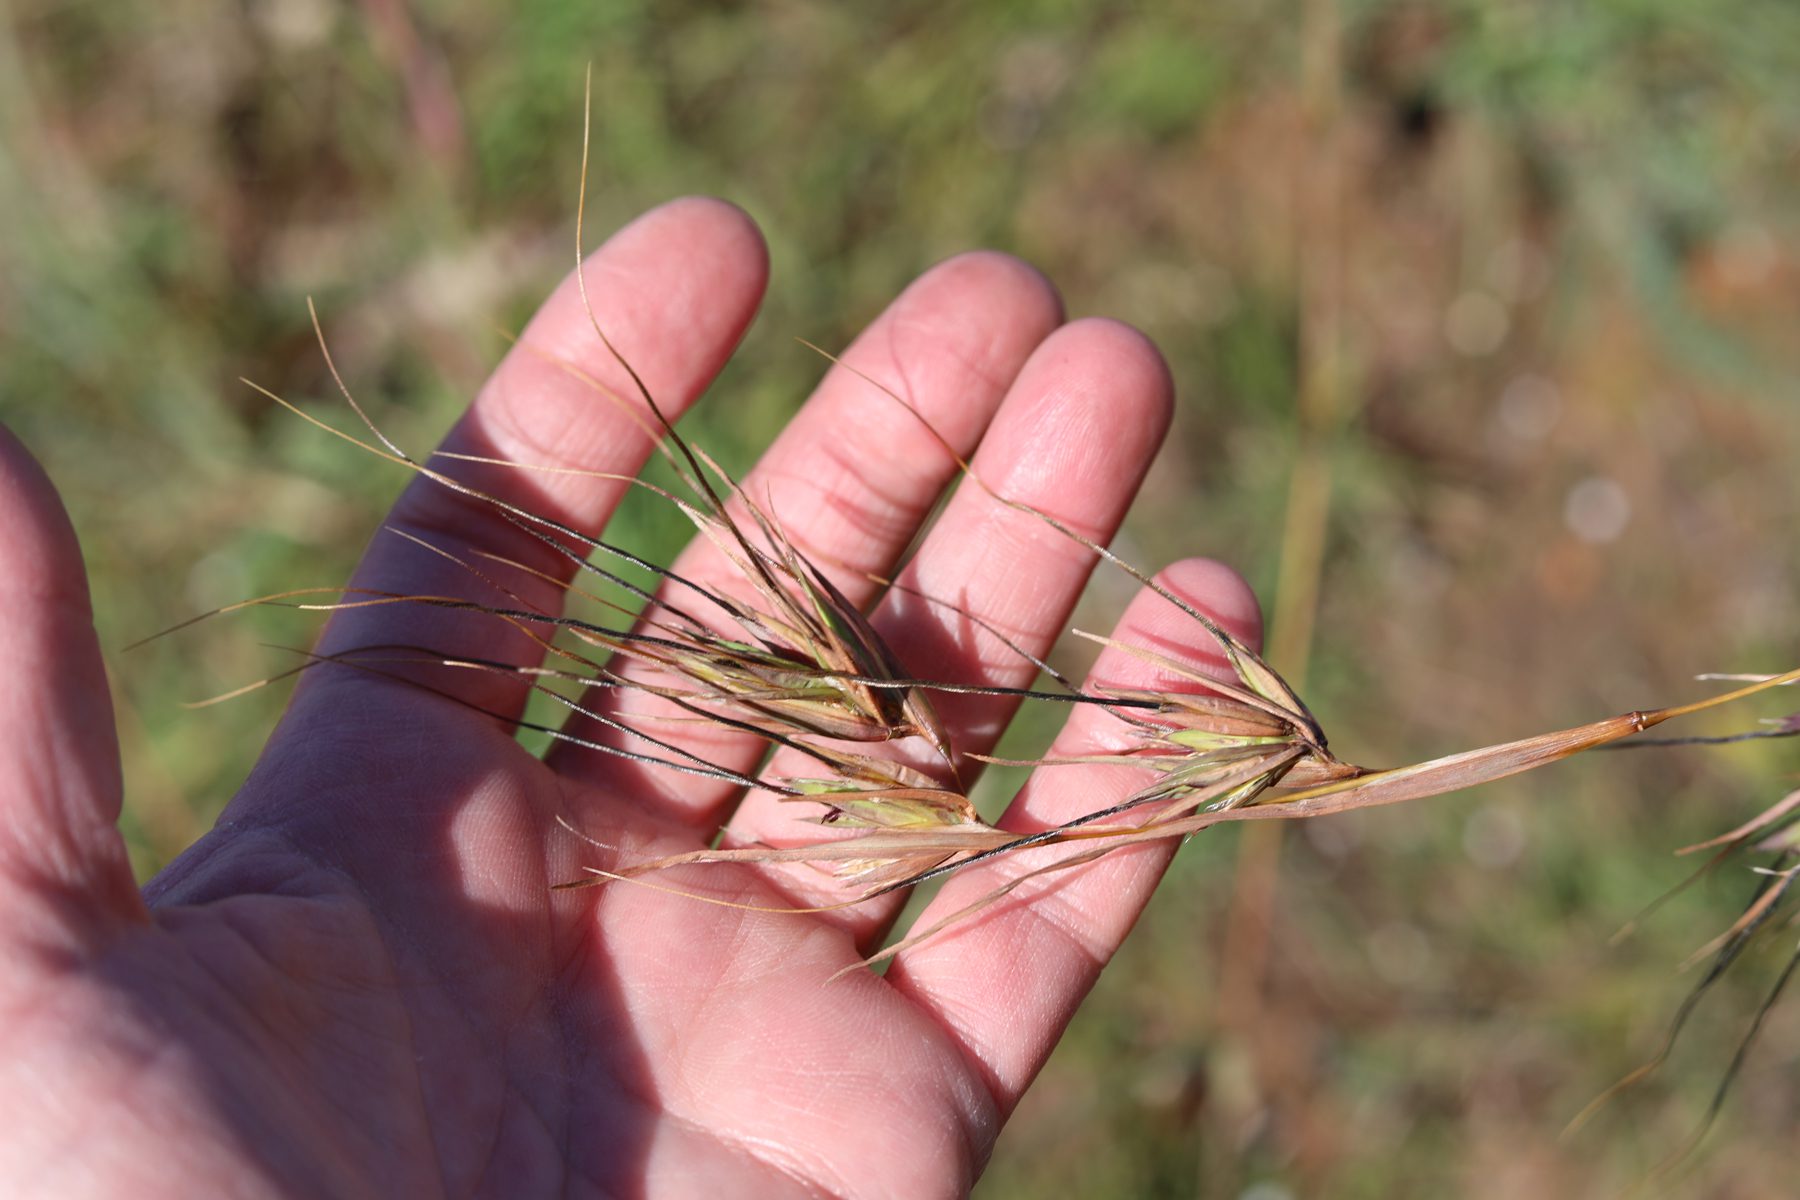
left=3, top=1, right=1797, bottom=1194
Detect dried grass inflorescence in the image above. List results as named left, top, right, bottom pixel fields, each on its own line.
left=138, top=79, right=1800, bottom=1160
left=152, top=327, right=1800, bottom=938
left=139, top=256, right=1800, bottom=1166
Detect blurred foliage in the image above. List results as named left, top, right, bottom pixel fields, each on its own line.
left=3, top=0, right=1799, bottom=1194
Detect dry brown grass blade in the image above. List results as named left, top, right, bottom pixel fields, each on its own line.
left=1676, top=787, right=1800, bottom=856
left=1228, top=668, right=1800, bottom=819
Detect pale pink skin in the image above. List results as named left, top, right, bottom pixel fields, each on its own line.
left=0, top=199, right=1261, bottom=1199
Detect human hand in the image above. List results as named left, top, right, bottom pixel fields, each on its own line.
left=0, top=198, right=1261, bottom=1197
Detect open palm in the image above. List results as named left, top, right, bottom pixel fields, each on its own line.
left=0, top=199, right=1261, bottom=1198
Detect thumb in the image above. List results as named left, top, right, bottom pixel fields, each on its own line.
left=0, top=425, right=142, bottom=935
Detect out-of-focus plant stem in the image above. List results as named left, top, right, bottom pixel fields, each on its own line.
left=1215, top=0, right=1357, bottom=1181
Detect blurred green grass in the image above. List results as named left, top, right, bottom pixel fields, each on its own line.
left=3, top=1, right=1799, bottom=1194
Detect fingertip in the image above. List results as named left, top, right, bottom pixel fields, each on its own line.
left=0, top=425, right=92, bottom=614
left=773, top=247, right=1069, bottom=504
left=523, top=193, right=771, bottom=402
left=884, top=251, right=1065, bottom=384
left=0, top=423, right=138, bottom=928
left=611, top=195, right=771, bottom=287
left=1092, top=556, right=1264, bottom=693
left=917, top=250, right=1065, bottom=330
left=1052, top=317, right=1175, bottom=425
left=981, top=317, right=1172, bottom=504
left=1156, top=556, right=1264, bottom=651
